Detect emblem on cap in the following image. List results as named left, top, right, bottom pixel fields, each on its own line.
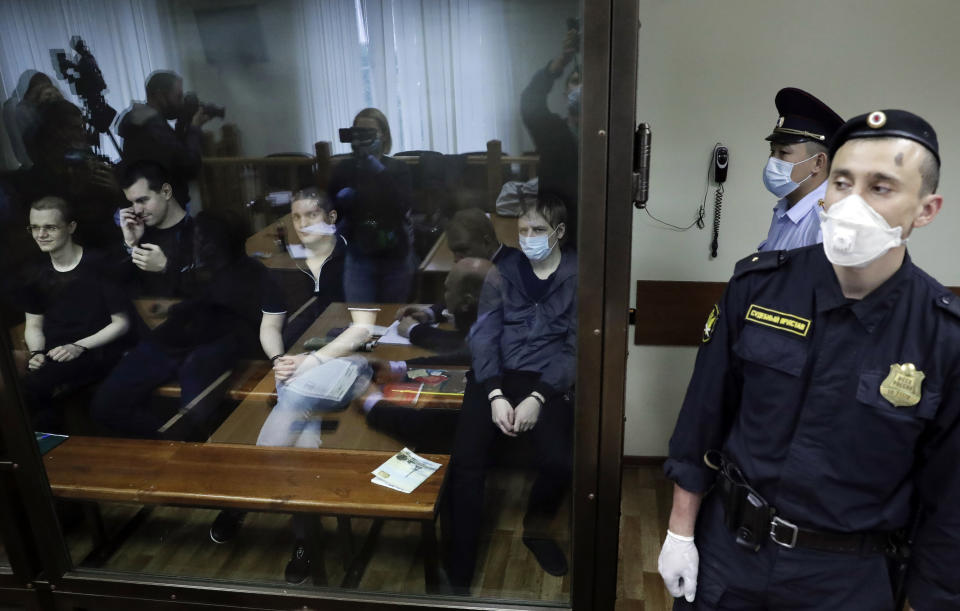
left=777, top=116, right=785, bottom=127
left=880, top=363, right=924, bottom=407
left=867, top=111, right=887, bottom=129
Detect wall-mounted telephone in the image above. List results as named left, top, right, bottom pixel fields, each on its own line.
left=714, top=146, right=728, bottom=183
left=710, top=144, right=728, bottom=258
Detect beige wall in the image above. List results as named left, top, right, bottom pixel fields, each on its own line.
left=626, top=0, right=960, bottom=456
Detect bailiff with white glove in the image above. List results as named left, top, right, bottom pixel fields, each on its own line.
left=658, top=530, right=698, bottom=603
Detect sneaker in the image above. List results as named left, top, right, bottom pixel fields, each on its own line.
left=209, top=510, right=246, bottom=544
left=285, top=540, right=312, bottom=584
left=522, top=536, right=568, bottom=576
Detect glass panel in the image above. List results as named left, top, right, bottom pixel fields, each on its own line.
left=0, top=0, right=582, bottom=603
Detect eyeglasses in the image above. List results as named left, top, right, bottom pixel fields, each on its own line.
left=27, top=224, right=64, bottom=234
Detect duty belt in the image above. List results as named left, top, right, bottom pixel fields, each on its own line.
left=705, top=450, right=895, bottom=556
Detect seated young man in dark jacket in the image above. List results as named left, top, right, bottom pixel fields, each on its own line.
left=91, top=210, right=285, bottom=441
left=446, top=195, right=577, bottom=590
left=115, top=161, right=195, bottom=298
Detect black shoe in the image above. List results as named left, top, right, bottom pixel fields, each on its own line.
left=522, top=536, right=568, bottom=576
left=285, top=541, right=312, bottom=585
left=209, top=510, right=246, bottom=544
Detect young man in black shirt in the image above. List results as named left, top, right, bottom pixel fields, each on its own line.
left=116, top=161, right=195, bottom=297
left=91, top=210, right=285, bottom=441
left=20, top=196, right=134, bottom=431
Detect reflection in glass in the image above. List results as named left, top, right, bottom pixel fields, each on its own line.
left=0, top=0, right=580, bottom=603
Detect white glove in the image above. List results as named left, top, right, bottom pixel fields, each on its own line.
left=658, top=530, right=699, bottom=603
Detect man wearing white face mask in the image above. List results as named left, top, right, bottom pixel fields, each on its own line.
left=659, top=110, right=960, bottom=611
left=757, top=88, right=843, bottom=252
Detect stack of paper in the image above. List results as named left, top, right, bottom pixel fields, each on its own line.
left=371, top=448, right=442, bottom=493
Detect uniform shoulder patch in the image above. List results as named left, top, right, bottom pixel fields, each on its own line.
left=702, top=304, right=720, bottom=343
left=733, top=250, right=787, bottom=279
left=934, top=292, right=960, bottom=320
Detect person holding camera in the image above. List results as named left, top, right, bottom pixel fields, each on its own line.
left=521, top=25, right=581, bottom=243
left=118, top=70, right=212, bottom=207
left=327, top=108, right=415, bottom=303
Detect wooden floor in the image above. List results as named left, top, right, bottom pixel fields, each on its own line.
left=617, top=464, right=673, bottom=611
left=58, top=464, right=668, bottom=607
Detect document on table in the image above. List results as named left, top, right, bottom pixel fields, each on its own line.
left=371, top=448, right=442, bottom=493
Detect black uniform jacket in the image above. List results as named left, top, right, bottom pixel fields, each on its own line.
left=665, top=245, right=960, bottom=609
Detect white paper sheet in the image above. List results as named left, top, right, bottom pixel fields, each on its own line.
left=371, top=448, right=442, bottom=493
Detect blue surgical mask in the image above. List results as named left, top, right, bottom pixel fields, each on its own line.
left=519, top=227, right=559, bottom=261
left=762, top=153, right=817, bottom=198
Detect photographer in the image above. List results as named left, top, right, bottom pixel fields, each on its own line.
left=18, top=99, right=124, bottom=250
left=118, top=71, right=211, bottom=207
left=327, top=108, right=415, bottom=303
left=521, top=25, right=581, bottom=242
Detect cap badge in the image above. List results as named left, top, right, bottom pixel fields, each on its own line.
left=867, top=111, right=887, bottom=129
left=777, top=116, right=785, bottom=127
left=880, top=363, right=925, bottom=407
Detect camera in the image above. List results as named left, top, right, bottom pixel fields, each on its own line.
left=338, top=127, right=378, bottom=145
left=183, top=92, right=225, bottom=121
left=52, top=37, right=116, bottom=134
left=339, top=126, right=380, bottom=157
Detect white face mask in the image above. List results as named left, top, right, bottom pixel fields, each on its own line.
left=300, top=221, right=337, bottom=236
left=762, top=154, right=817, bottom=198
left=519, top=227, right=558, bottom=261
left=818, top=194, right=906, bottom=268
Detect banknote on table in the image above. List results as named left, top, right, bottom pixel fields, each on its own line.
left=371, top=447, right=442, bottom=493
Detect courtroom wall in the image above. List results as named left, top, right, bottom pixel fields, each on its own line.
left=627, top=0, right=960, bottom=456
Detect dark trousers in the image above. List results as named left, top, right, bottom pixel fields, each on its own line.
left=365, top=404, right=460, bottom=453
left=675, top=494, right=895, bottom=611
left=445, top=372, right=573, bottom=586
left=90, top=336, right=239, bottom=440
left=22, top=347, right=122, bottom=432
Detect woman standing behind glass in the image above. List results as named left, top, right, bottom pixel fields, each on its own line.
left=327, top=108, right=415, bottom=302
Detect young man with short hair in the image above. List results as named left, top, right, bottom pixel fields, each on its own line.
left=18, top=196, right=133, bottom=431
left=116, top=161, right=195, bottom=296
left=447, top=195, right=577, bottom=590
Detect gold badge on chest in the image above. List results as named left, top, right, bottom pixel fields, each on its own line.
left=880, top=363, right=925, bottom=407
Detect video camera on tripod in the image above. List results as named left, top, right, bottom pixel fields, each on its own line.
left=52, top=36, right=119, bottom=153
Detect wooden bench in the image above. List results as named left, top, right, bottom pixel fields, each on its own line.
left=44, top=436, right=448, bottom=590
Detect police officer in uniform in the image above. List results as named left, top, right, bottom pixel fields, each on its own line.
left=757, top=88, right=843, bottom=252
left=658, top=110, right=959, bottom=610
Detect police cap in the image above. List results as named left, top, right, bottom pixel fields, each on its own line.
left=828, top=109, right=940, bottom=165
left=765, top=87, right=844, bottom=146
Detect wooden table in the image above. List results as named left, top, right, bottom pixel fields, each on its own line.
left=45, top=437, right=445, bottom=519
left=209, top=303, right=454, bottom=450
left=44, top=436, right=448, bottom=589
left=419, top=214, right=518, bottom=274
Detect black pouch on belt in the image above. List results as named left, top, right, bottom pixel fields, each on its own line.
left=708, top=451, right=772, bottom=552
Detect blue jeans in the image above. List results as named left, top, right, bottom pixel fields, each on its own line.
left=256, top=356, right=372, bottom=448
left=344, top=251, right=415, bottom=303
